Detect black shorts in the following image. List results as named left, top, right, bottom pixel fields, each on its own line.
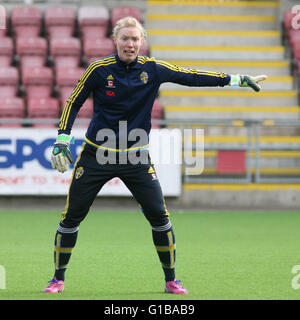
left=60, top=143, right=170, bottom=228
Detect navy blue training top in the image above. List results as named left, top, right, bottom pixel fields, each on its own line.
left=58, top=53, right=230, bottom=150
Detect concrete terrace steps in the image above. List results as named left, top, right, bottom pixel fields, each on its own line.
left=146, top=13, right=277, bottom=31
left=147, top=0, right=280, bottom=16
left=161, top=60, right=291, bottom=76
left=163, top=105, right=300, bottom=120
left=151, top=44, right=285, bottom=60
left=146, top=0, right=297, bottom=122
left=159, top=90, right=298, bottom=106
left=147, top=30, right=281, bottom=46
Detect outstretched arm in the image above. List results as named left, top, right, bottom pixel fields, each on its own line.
left=154, top=58, right=267, bottom=91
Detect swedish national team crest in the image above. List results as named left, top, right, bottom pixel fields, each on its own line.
left=140, top=71, right=148, bottom=84
left=75, top=167, right=84, bottom=179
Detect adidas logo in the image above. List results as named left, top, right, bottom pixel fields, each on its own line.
left=107, top=74, right=114, bottom=80
left=148, top=166, right=155, bottom=174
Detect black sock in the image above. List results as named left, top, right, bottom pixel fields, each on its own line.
left=53, top=224, right=78, bottom=281
left=152, top=226, right=176, bottom=282
left=163, top=267, right=176, bottom=282
left=55, top=268, right=66, bottom=281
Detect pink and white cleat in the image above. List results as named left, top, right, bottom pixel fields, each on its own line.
left=43, top=277, right=64, bottom=293
left=165, top=279, right=188, bottom=294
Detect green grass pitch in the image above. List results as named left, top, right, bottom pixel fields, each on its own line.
left=1, top=209, right=300, bottom=300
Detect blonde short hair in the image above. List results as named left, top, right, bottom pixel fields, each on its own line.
left=112, top=16, right=147, bottom=40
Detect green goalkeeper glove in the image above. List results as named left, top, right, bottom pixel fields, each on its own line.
left=51, top=134, right=74, bottom=173
left=230, top=74, right=267, bottom=92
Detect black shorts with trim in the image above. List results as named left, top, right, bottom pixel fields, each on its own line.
left=60, top=143, right=170, bottom=228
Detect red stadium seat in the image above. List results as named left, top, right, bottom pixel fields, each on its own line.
left=78, top=6, right=109, bottom=26
left=0, top=97, right=25, bottom=118
left=78, top=6, right=109, bottom=40
left=22, top=66, right=53, bottom=98
left=84, top=38, right=115, bottom=61
left=152, top=99, right=163, bottom=119
left=80, top=26, right=108, bottom=40
left=77, top=98, right=93, bottom=119
left=217, top=151, right=246, bottom=174
left=50, top=38, right=81, bottom=57
left=0, top=37, right=13, bottom=66
left=292, top=42, right=300, bottom=60
left=14, top=25, right=40, bottom=39
left=11, top=6, right=42, bottom=38
left=50, top=38, right=82, bottom=69
left=11, top=6, right=42, bottom=26
left=0, top=67, right=19, bottom=83
left=0, top=37, right=13, bottom=55
left=56, top=67, right=84, bottom=87
left=26, top=86, right=53, bottom=99
left=0, top=56, right=12, bottom=67
left=47, top=26, right=74, bottom=40
left=45, top=6, right=76, bottom=40
left=19, top=56, right=46, bottom=70
left=22, top=66, right=53, bottom=86
left=53, top=56, right=81, bottom=71
left=0, top=86, right=18, bottom=98
left=45, top=7, right=76, bottom=27
left=111, top=6, right=143, bottom=27
left=16, top=37, right=47, bottom=56
left=60, top=86, right=74, bottom=106
left=27, top=97, right=60, bottom=118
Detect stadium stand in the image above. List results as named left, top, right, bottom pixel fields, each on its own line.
left=22, top=66, right=53, bottom=100
left=0, top=96, right=25, bottom=127
left=0, top=66, right=19, bottom=97
left=0, top=37, right=13, bottom=67
left=78, top=6, right=110, bottom=40
left=11, top=6, right=42, bottom=39
left=50, top=37, right=82, bottom=71
left=55, top=67, right=84, bottom=88
left=44, top=7, right=76, bottom=41
left=83, top=38, right=115, bottom=64
left=146, top=0, right=300, bottom=183
left=27, top=97, right=59, bottom=127
left=16, top=37, right=47, bottom=71
left=0, top=2, right=160, bottom=131
left=1, top=0, right=298, bottom=184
